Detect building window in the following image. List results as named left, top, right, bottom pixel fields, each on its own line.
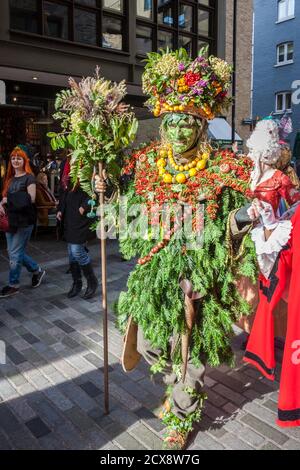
left=102, top=16, right=123, bottom=50
left=10, top=0, right=128, bottom=51
left=277, top=42, right=294, bottom=65
left=278, top=0, right=295, bottom=22
left=137, top=0, right=153, bottom=19
left=44, top=2, right=69, bottom=40
left=136, top=0, right=217, bottom=57
left=103, top=0, right=124, bottom=12
left=10, top=0, right=39, bottom=34
left=74, top=9, right=97, bottom=45
left=276, top=92, right=292, bottom=112
left=136, top=25, right=153, bottom=54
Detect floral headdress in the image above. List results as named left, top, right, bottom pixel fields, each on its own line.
left=142, top=48, right=232, bottom=121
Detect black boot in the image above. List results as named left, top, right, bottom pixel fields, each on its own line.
left=67, top=262, right=83, bottom=298
left=81, top=263, right=99, bottom=300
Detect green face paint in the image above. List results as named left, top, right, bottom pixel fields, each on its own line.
left=161, top=113, right=199, bottom=154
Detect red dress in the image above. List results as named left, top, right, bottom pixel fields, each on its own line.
left=245, top=171, right=300, bottom=428
left=253, top=169, right=300, bottom=214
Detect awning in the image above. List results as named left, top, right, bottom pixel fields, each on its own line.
left=208, top=117, right=242, bottom=143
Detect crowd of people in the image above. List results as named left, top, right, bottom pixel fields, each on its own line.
left=0, top=144, right=98, bottom=300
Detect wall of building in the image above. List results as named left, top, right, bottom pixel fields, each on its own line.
left=225, top=0, right=254, bottom=146
left=252, top=0, right=300, bottom=148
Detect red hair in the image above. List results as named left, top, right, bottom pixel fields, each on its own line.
left=2, top=147, right=34, bottom=197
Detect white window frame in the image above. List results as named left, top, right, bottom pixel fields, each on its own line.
left=277, top=0, right=295, bottom=23
left=275, top=91, right=292, bottom=113
left=276, top=42, right=294, bottom=66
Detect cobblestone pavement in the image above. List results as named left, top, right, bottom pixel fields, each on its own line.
left=0, top=234, right=300, bottom=451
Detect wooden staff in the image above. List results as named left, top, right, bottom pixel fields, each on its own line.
left=98, top=162, right=109, bottom=415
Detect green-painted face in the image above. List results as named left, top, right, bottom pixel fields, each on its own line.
left=161, top=113, right=200, bottom=154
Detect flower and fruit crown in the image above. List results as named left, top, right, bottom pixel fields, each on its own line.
left=142, top=48, right=232, bottom=121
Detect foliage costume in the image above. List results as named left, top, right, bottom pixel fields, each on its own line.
left=116, top=49, right=257, bottom=448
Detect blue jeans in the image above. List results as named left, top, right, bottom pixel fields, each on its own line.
left=6, top=225, right=40, bottom=287
left=68, top=244, right=90, bottom=266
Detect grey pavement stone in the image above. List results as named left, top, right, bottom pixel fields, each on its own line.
left=17, top=382, right=36, bottom=396
left=130, top=423, right=162, bottom=450
left=261, top=441, right=280, bottom=450
left=114, top=430, right=148, bottom=450
left=22, top=333, right=40, bottom=345
left=48, top=371, right=69, bottom=385
left=192, top=431, right=226, bottom=450
left=8, top=397, right=37, bottom=421
left=44, top=387, right=74, bottom=412
left=80, top=381, right=102, bottom=398
left=5, top=346, right=27, bottom=365
left=59, top=382, right=97, bottom=413
left=25, top=417, right=51, bottom=439
left=283, top=438, right=300, bottom=450
left=53, top=320, right=76, bottom=334
left=240, top=414, right=288, bottom=445
left=220, top=432, right=255, bottom=450
left=0, top=403, right=21, bottom=434
left=82, top=429, right=108, bottom=450
left=29, top=399, right=66, bottom=428
left=6, top=373, right=27, bottom=388
left=65, top=406, right=99, bottom=432
left=0, top=378, right=19, bottom=400
left=38, top=433, right=68, bottom=450
left=7, top=426, right=41, bottom=450
left=0, top=429, right=12, bottom=450
left=135, top=407, right=165, bottom=433
left=212, top=383, right=246, bottom=406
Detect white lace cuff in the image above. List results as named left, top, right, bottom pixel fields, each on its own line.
left=251, top=220, right=292, bottom=278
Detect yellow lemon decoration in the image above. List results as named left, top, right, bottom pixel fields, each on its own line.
left=176, top=173, right=187, bottom=184
left=157, top=158, right=167, bottom=168
left=156, top=145, right=211, bottom=184
left=197, top=160, right=207, bottom=171
left=189, top=168, right=197, bottom=177
left=163, top=173, right=173, bottom=184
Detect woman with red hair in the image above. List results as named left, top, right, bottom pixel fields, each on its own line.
left=0, top=145, right=45, bottom=297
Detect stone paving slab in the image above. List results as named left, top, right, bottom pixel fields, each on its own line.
left=0, top=235, right=299, bottom=450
